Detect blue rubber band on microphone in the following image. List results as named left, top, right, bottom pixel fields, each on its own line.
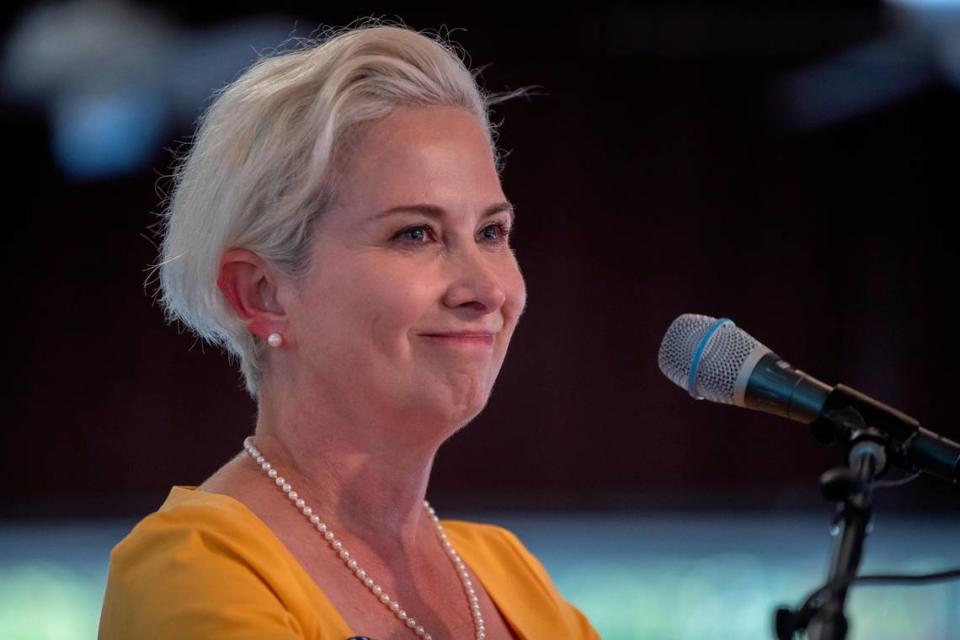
left=687, top=317, right=734, bottom=399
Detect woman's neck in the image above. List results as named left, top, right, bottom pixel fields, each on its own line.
left=250, top=386, right=445, bottom=548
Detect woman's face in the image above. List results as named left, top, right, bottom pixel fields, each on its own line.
left=285, top=106, right=526, bottom=440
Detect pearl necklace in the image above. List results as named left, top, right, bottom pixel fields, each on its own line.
left=242, top=437, right=486, bottom=640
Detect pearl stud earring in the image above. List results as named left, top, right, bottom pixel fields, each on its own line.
left=267, top=333, right=283, bottom=348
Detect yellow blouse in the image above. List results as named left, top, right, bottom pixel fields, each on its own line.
left=99, top=487, right=599, bottom=639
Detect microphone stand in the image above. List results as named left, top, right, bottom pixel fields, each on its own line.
left=775, top=409, right=887, bottom=640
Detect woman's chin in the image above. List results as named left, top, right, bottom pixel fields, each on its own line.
left=399, top=390, right=492, bottom=439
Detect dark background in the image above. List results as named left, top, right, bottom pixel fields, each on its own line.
left=3, top=2, right=957, bottom=517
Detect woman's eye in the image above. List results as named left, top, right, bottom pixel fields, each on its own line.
left=479, top=222, right=511, bottom=243
left=395, top=225, right=433, bottom=243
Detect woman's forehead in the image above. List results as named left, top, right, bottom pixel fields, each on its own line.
left=332, top=108, right=503, bottom=213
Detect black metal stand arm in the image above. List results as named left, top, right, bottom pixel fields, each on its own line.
left=806, top=436, right=885, bottom=640
left=774, top=408, right=887, bottom=640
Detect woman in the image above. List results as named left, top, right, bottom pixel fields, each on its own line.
left=99, top=23, right=599, bottom=640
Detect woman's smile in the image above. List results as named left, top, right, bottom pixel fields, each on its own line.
left=418, top=331, right=496, bottom=349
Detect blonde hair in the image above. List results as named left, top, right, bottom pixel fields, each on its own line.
left=158, top=22, right=518, bottom=397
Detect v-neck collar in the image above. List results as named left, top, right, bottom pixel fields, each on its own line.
left=166, top=487, right=526, bottom=639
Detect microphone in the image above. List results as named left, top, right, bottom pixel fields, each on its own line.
left=658, top=313, right=960, bottom=483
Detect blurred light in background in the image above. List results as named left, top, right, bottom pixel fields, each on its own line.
left=779, top=0, right=960, bottom=130
left=50, top=91, right=167, bottom=179
left=889, top=0, right=960, bottom=8
left=1, top=0, right=295, bottom=179
left=2, top=513, right=957, bottom=639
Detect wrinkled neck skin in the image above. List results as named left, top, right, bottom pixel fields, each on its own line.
left=249, top=372, right=468, bottom=554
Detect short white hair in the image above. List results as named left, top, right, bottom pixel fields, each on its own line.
left=158, top=22, right=517, bottom=397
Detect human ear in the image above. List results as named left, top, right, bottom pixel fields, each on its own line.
left=217, top=248, right=287, bottom=343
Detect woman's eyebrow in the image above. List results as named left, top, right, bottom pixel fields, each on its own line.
left=372, top=201, right=515, bottom=223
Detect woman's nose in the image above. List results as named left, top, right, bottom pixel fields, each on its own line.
left=441, top=250, right=508, bottom=313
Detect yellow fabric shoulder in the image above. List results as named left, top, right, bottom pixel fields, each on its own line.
left=99, top=487, right=599, bottom=640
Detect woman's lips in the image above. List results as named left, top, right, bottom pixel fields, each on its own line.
left=419, top=332, right=495, bottom=347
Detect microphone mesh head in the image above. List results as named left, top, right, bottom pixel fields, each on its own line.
left=657, top=313, right=769, bottom=404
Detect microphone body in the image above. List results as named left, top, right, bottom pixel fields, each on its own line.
left=742, top=351, right=832, bottom=424
left=658, top=314, right=960, bottom=483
